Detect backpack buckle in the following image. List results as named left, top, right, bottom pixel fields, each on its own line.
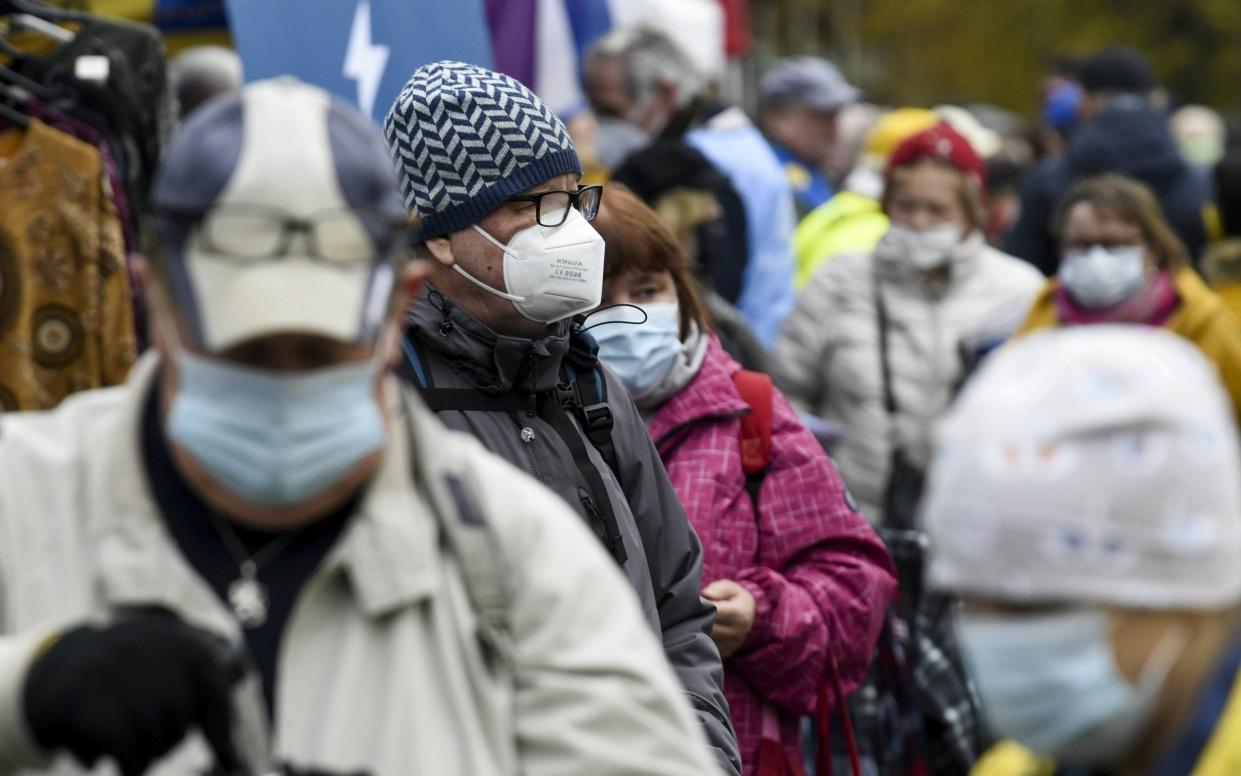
left=581, top=402, right=613, bottom=435
left=554, top=381, right=577, bottom=409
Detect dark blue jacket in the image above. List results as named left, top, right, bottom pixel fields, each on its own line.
left=1004, top=104, right=1209, bottom=276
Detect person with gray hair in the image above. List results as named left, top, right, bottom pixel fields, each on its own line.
left=585, top=26, right=704, bottom=142
left=585, top=26, right=799, bottom=348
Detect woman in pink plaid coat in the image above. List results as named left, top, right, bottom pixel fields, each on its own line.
left=588, top=187, right=897, bottom=775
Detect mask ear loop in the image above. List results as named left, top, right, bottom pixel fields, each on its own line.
left=454, top=224, right=529, bottom=303
left=579, top=303, right=650, bottom=334
left=1133, top=622, right=1190, bottom=696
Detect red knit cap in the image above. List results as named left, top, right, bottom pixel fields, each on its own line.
left=885, top=120, right=987, bottom=199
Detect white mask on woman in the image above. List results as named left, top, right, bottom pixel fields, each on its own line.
left=1058, top=245, right=1147, bottom=309
left=878, top=223, right=963, bottom=269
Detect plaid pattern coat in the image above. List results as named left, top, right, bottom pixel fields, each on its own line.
left=648, top=335, right=897, bottom=775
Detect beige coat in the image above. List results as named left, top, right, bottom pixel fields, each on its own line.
left=0, top=355, right=721, bottom=776
left=773, top=232, right=1044, bottom=524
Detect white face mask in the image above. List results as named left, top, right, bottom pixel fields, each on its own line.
left=878, top=223, right=962, bottom=269
left=459, top=207, right=606, bottom=323
left=1059, top=245, right=1147, bottom=309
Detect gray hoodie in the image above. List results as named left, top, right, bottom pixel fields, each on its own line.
left=402, top=291, right=741, bottom=775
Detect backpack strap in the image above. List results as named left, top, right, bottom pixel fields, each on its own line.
left=400, top=332, right=531, bottom=413
left=732, top=369, right=775, bottom=507
left=401, top=327, right=628, bottom=567
left=561, top=325, right=621, bottom=482
left=400, top=388, right=513, bottom=669
left=539, top=398, right=629, bottom=566
left=817, top=650, right=863, bottom=776
left=397, top=333, right=431, bottom=389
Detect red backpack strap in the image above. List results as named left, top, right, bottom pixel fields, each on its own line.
left=732, top=369, right=774, bottom=475
left=817, top=649, right=863, bottom=776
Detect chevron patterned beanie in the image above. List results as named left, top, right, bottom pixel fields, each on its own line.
left=383, top=61, right=581, bottom=239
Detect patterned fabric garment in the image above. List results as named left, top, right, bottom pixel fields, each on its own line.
left=647, top=333, right=897, bottom=776
left=845, top=529, right=986, bottom=776
left=0, top=119, right=136, bottom=411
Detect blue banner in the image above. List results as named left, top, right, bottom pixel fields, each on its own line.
left=224, top=0, right=494, bottom=123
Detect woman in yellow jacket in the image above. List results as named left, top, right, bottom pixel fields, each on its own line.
left=1019, top=174, right=1241, bottom=420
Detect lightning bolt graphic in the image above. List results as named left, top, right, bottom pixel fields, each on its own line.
left=343, top=0, right=390, bottom=118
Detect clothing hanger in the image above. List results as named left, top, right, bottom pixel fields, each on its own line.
left=9, top=12, right=72, bottom=43
left=0, top=81, right=30, bottom=127
left=0, top=0, right=89, bottom=23
left=0, top=54, right=54, bottom=100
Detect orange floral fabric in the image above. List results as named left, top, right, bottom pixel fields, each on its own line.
left=0, top=119, right=135, bottom=411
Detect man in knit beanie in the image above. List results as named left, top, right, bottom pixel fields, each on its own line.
left=384, top=61, right=741, bottom=774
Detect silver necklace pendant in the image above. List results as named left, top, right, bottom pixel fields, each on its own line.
left=227, top=561, right=269, bottom=629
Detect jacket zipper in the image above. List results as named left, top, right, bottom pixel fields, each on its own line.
left=512, top=392, right=546, bottom=484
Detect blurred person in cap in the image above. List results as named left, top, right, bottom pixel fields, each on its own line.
left=758, top=56, right=861, bottom=216
left=585, top=26, right=798, bottom=348
left=1004, top=46, right=1210, bottom=275
left=934, top=105, right=1026, bottom=247
left=0, top=77, right=725, bottom=776
left=1018, top=174, right=1241, bottom=420
left=1169, top=104, right=1227, bottom=171
left=774, top=122, right=1043, bottom=526
left=1202, top=150, right=1241, bottom=319
left=585, top=185, right=896, bottom=776
left=923, top=325, right=1241, bottom=775
left=792, top=107, right=939, bottom=287
left=383, top=61, right=741, bottom=775
left=168, top=45, right=242, bottom=120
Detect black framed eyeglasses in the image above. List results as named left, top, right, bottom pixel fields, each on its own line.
left=162, top=204, right=410, bottom=266
left=507, top=185, right=603, bottom=227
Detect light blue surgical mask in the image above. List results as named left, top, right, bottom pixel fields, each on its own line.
left=957, top=609, right=1184, bottom=768
left=167, top=348, right=386, bottom=507
left=588, top=302, right=683, bottom=400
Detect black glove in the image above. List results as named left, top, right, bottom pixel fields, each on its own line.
left=23, top=614, right=243, bottom=776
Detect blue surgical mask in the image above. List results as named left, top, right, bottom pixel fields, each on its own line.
left=167, top=348, right=386, bottom=507
left=588, top=302, right=683, bottom=400
left=958, top=609, right=1183, bottom=768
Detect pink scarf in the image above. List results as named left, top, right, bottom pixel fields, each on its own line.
left=1056, top=270, right=1180, bottom=327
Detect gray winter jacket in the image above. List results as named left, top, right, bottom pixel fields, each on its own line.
left=402, top=291, right=739, bottom=774
left=402, top=292, right=741, bottom=775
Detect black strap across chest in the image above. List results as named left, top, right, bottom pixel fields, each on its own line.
left=400, top=330, right=628, bottom=566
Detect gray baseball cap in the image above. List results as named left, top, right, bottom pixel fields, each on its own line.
left=760, top=57, right=860, bottom=113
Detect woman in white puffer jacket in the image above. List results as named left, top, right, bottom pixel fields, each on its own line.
left=773, top=122, right=1044, bottom=526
